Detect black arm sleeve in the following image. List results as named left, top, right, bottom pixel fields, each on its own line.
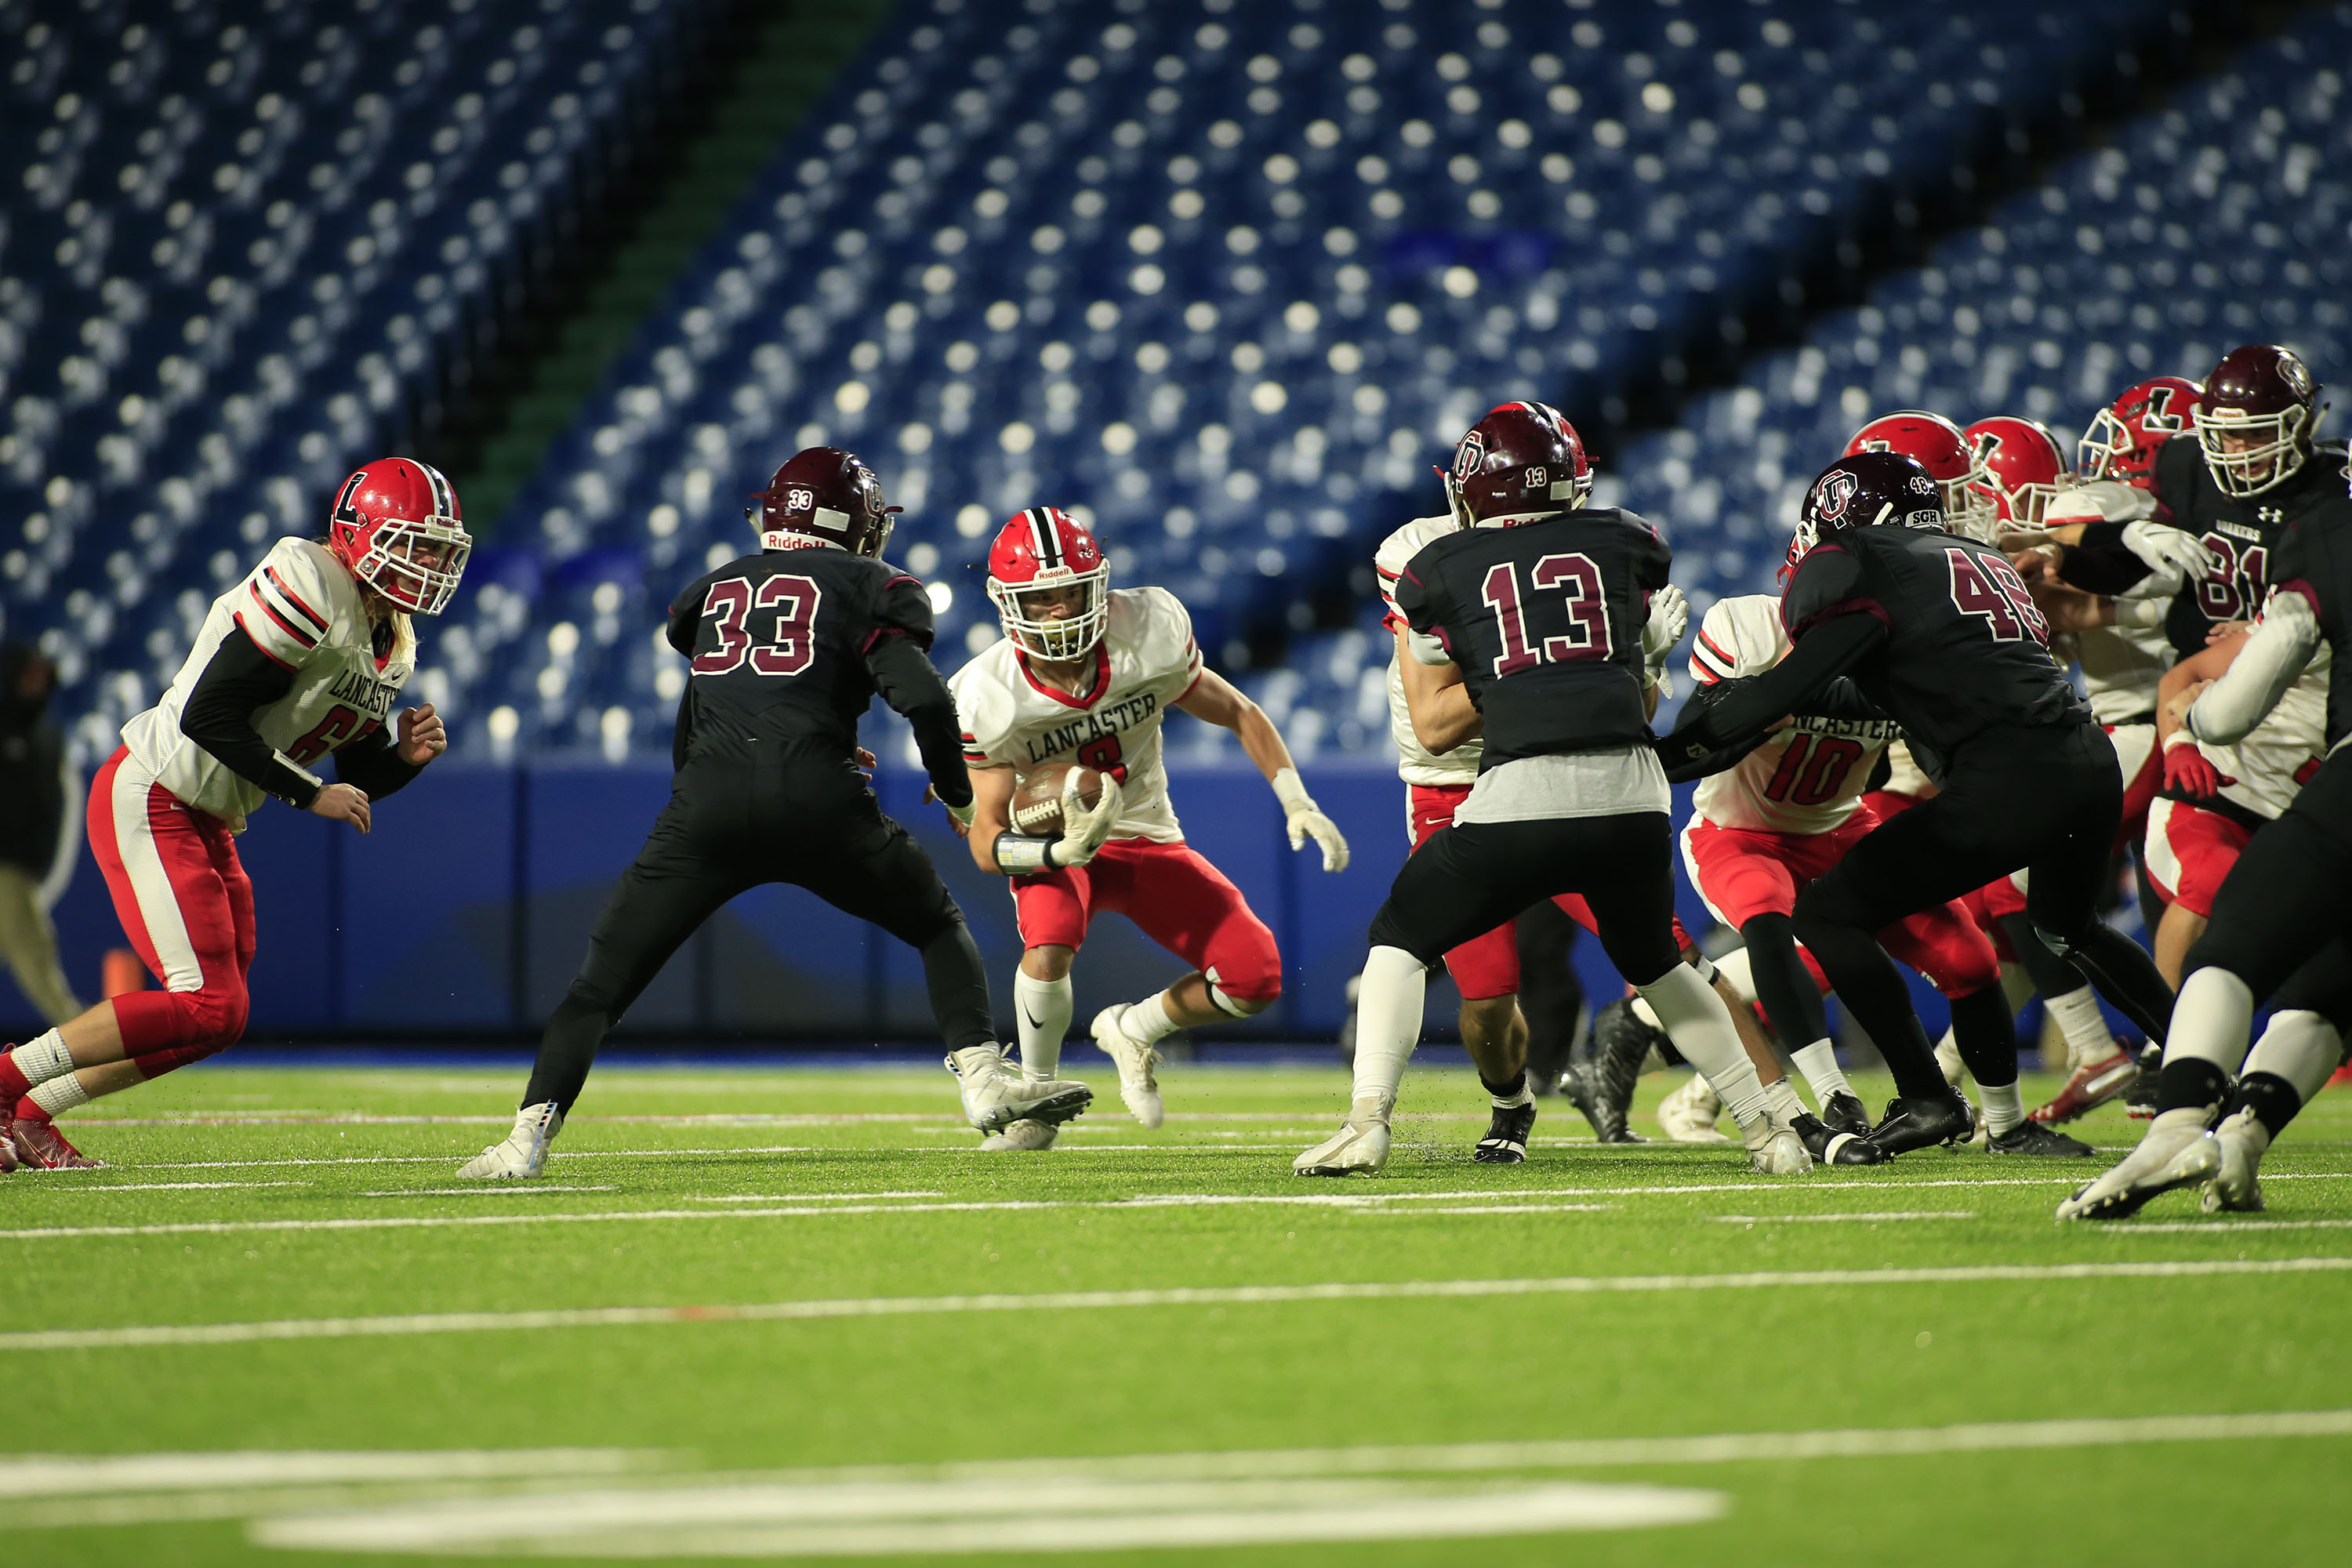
left=1661, top=677, right=1773, bottom=783
left=1660, top=612, right=1887, bottom=763
left=1795, top=676, right=1888, bottom=724
left=178, top=630, right=324, bottom=810
left=865, top=633, right=971, bottom=808
left=331, top=724, right=426, bottom=800
left=2056, top=523, right=2154, bottom=595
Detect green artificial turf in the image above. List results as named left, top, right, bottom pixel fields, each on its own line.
left=5, top=1061, right=2348, bottom=1564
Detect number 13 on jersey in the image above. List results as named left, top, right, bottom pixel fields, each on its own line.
left=1480, top=552, right=1613, bottom=677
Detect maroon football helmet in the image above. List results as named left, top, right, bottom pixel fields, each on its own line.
left=327, top=458, right=470, bottom=614
left=1962, top=416, right=2067, bottom=532
left=2077, top=376, right=2202, bottom=488
left=986, top=506, right=1109, bottom=660
left=749, top=447, right=898, bottom=556
left=1788, top=450, right=1944, bottom=569
left=1441, top=401, right=1592, bottom=527
left=1844, top=410, right=1992, bottom=541
left=2195, top=345, right=2322, bottom=497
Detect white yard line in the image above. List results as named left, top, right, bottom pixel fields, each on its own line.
left=2101, top=1218, right=2352, bottom=1235
left=5, top=1258, right=2347, bottom=1352
left=688, top=1192, right=946, bottom=1203
left=1715, top=1212, right=1976, bottom=1225
left=1377, top=1204, right=1617, bottom=1215
left=49, top=1181, right=311, bottom=1193
left=0, top=1447, right=656, bottom=1498
left=355, top=1187, right=619, bottom=1198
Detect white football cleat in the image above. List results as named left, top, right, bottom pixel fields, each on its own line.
left=2056, top=1120, right=2216, bottom=1221
left=1091, top=1004, right=1165, bottom=1129
left=979, top=1117, right=1060, bottom=1152
left=2201, top=1108, right=2268, bottom=1214
left=458, top=1102, right=563, bottom=1179
left=1657, top=1073, right=1731, bottom=1144
left=1294, top=1116, right=1390, bottom=1177
left=1748, top=1127, right=1813, bottom=1176
left=953, top=1055, right=1092, bottom=1133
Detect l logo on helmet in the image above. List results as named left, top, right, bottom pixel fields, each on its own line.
left=1816, top=470, right=1858, bottom=521
left=1452, top=431, right=1486, bottom=484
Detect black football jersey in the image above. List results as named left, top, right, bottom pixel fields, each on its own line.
left=1780, top=524, right=2090, bottom=771
left=2146, top=436, right=2350, bottom=654
left=2268, top=500, right=2352, bottom=751
left=664, top=545, right=933, bottom=767
left=1392, top=508, right=1671, bottom=768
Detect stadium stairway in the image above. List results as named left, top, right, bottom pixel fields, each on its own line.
left=453, top=0, right=899, bottom=533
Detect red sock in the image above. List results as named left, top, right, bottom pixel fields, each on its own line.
left=0, top=1055, right=28, bottom=1102
left=12, top=1094, right=49, bottom=1126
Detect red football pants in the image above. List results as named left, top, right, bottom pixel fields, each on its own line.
left=86, top=746, right=256, bottom=1076
left=1013, top=837, right=1281, bottom=1004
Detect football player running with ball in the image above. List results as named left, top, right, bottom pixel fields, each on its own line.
left=1661, top=452, right=2178, bottom=1156
left=0, top=460, right=466, bottom=1170
left=946, top=507, right=1349, bottom=1150
left=460, top=450, right=1084, bottom=1179
left=1299, top=404, right=1809, bottom=1178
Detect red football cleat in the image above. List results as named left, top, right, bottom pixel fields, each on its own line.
left=2029, top=1047, right=2140, bottom=1125
left=11, top=1120, right=101, bottom=1170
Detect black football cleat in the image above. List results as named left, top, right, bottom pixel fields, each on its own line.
left=1473, top=1102, right=1538, bottom=1163
left=1820, top=1089, right=1873, bottom=1136
left=2122, top=1044, right=2163, bottom=1120
left=1564, top=998, right=1658, bottom=1144
left=1792, top=1111, right=1886, bottom=1165
left=1866, top=1092, right=1973, bottom=1157
left=1987, top=1120, right=2095, bottom=1157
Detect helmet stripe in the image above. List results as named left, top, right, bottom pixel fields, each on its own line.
left=1026, top=507, right=1062, bottom=568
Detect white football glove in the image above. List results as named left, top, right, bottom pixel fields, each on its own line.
left=946, top=797, right=976, bottom=833
left=1272, top=767, right=1350, bottom=872
left=1048, top=774, right=1123, bottom=869
left=2121, top=520, right=2216, bottom=581
left=1642, top=584, right=1689, bottom=662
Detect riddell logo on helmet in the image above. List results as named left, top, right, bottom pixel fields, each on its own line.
left=1452, top=432, right=1486, bottom=483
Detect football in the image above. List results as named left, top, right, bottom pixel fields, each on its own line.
left=1009, top=762, right=1106, bottom=837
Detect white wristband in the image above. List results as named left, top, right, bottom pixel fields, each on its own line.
left=1271, top=766, right=1315, bottom=815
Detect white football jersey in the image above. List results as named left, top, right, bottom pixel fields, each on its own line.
left=121, top=538, right=416, bottom=825
left=1686, top=594, right=1901, bottom=835
left=1375, top=514, right=1479, bottom=787
left=2192, top=642, right=2331, bottom=822
left=2074, top=620, right=2173, bottom=725
left=1878, top=739, right=1935, bottom=798
left=952, top=586, right=1203, bottom=843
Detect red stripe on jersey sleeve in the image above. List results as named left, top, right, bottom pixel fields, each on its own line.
left=262, top=566, right=329, bottom=634
left=232, top=614, right=300, bottom=670
left=1695, top=629, right=1737, bottom=670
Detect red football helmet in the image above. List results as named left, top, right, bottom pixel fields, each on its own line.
left=327, top=458, right=470, bottom=615
left=1843, top=410, right=1993, bottom=541
left=750, top=447, right=899, bottom=557
left=987, top=506, right=1109, bottom=661
left=2076, top=376, right=2201, bottom=487
left=1441, top=401, right=1592, bottom=527
left=2195, top=344, right=2323, bottom=497
left=1962, top=416, right=2067, bottom=531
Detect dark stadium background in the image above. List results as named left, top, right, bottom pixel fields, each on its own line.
left=3, top=0, right=2336, bottom=1045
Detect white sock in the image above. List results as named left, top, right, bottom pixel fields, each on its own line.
left=13, top=1029, right=74, bottom=1086
left=1490, top=1074, right=1534, bottom=1110
left=1934, top=1027, right=1967, bottom=1085
left=1123, top=992, right=1181, bottom=1046
left=1980, top=1081, right=2024, bottom=1136
left=1790, top=1039, right=1851, bottom=1105
left=2243, top=1011, right=2345, bottom=1103
left=28, top=1073, right=92, bottom=1116
left=1348, top=946, right=1426, bottom=1123
left=1013, top=970, right=1073, bottom=1080
left=2169, top=968, right=2256, bottom=1071
left=1764, top=1076, right=1804, bottom=1124
left=1635, top=964, right=1773, bottom=1143
left=2045, top=985, right=2113, bottom=1069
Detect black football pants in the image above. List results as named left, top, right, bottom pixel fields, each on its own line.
left=1792, top=722, right=2176, bottom=1100
left=1370, top=811, right=1684, bottom=990
left=522, top=753, right=992, bottom=1112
